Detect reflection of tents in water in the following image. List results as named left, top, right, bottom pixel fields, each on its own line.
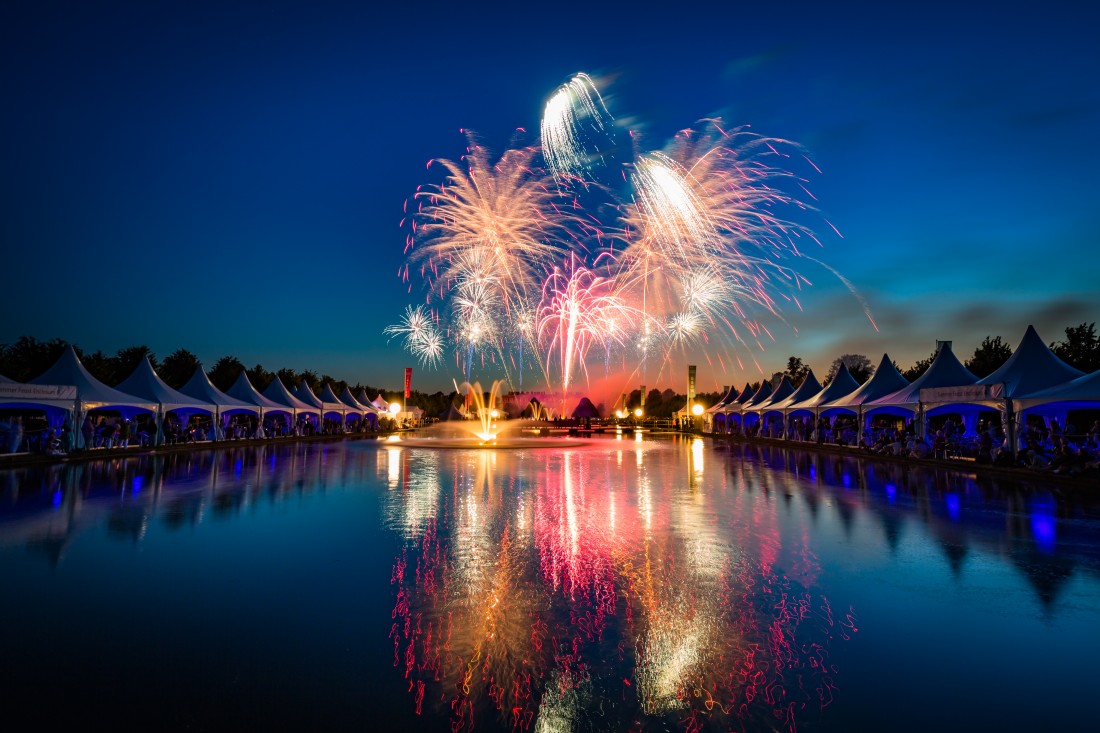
left=571, top=397, right=600, bottom=419
left=438, top=404, right=466, bottom=421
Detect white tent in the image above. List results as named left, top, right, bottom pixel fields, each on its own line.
left=771, top=371, right=824, bottom=412
left=179, top=365, right=259, bottom=439
left=179, top=366, right=258, bottom=415
left=319, top=383, right=359, bottom=424
left=978, top=325, right=1084, bottom=397
left=866, top=342, right=982, bottom=437
left=828, top=354, right=911, bottom=435
left=372, top=394, right=391, bottom=413
left=341, top=386, right=380, bottom=425
left=786, top=364, right=861, bottom=417
left=115, top=357, right=214, bottom=444
left=264, top=378, right=319, bottom=434
left=1015, top=369, right=1100, bottom=411
left=0, top=373, right=14, bottom=383
left=28, top=347, right=156, bottom=449
left=225, top=372, right=287, bottom=437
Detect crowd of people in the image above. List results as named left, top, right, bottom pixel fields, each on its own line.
left=722, top=414, right=1100, bottom=479
left=0, top=409, right=396, bottom=457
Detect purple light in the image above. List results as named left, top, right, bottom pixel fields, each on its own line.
left=945, top=493, right=960, bottom=522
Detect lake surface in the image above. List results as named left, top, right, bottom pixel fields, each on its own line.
left=1, top=433, right=1098, bottom=732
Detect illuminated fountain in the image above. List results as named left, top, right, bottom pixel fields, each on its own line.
left=389, top=380, right=590, bottom=449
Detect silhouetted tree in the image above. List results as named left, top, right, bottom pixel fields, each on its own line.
left=964, top=336, right=1013, bottom=378
left=246, top=364, right=274, bottom=392
left=902, top=351, right=937, bottom=382
left=825, top=354, right=874, bottom=384
left=82, top=350, right=113, bottom=384
left=1051, top=322, right=1100, bottom=373
left=0, top=336, right=70, bottom=381
left=783, top=356, right=810, bottom=387
left=112, top=345, right=158, bottom=384
left=209, top=356, right=246, bottom=391
left=158, top=349, right=200, bottom=388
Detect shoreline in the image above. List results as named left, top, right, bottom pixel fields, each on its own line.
left=2, top=426, right=1095, bottom=492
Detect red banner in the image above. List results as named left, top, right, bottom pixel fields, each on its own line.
left=404, top=368, right=412, bottom=399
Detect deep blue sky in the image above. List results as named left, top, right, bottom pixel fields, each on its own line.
left=2, top=0, right=1097, bottom=392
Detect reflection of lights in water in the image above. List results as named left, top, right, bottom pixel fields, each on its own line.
left=388, top=441, right=855, bottom=731
left=885, top=483, right=897, bottom=502
left=691, top=438, right=704, bottom=477
left=946, top=492, right=961, bottom=521
left=386, top=448, right=401, bottom=488
left=1030, top=498, right=1057, bottom=553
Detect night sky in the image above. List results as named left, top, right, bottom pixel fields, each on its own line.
left=2, top=0, right=1097, bottom=393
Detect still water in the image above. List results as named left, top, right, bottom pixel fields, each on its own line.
left=1, top=434, right=1098, bottom=732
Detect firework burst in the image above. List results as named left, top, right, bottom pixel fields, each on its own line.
left=541, top=73, right=613, bottom=184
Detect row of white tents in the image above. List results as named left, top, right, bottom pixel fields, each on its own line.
left=0, top=346, right=396, bottom=448
left=704, top=325, right=1100, bottom=450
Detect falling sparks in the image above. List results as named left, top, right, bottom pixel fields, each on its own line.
left=541, top=73, right=613, bottom=183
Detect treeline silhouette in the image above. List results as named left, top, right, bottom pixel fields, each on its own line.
left=0, top=337, right=460, bottom=418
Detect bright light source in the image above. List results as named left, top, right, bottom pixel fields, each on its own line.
left=634, top=408, right=643, bottom=417
left=615, top=410, right=624, bottom=418
left=691, top=403, right=704, bottom=416
left=490, top=409, right=500, bottom=419
left=389, top=403, right=402, bottom=415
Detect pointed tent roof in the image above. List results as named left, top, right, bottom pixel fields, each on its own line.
left=225, top=371, right=285, bottom=411
left=977, top=325, right=1085, bottom=397
left=770, top=371, right=824, bottom=411
left=179, top=365, right=257, bottom=413
left=320, top=383, right=359, bottom=415
left=372, top=394, right=390, bottom=411
left=31, top=345, right=155, bottom=412
left=750, top=377, right=795, bottom=413
left=356, top=388, right=373, bottom=406
left=869, top=342, right=977, bottom=409
left=722, top=382, right=757, bottom=413
left=788, top=364, right=861, bottom=412
left=1016, top=368, right=1100, bottom=409
left=263, top=377, right=318, bottom=414
left=742, top=380, right=773, bottom=408
left=339, top=386, right=372, bottom=411
left=0, top=373, right=14, bottom=383
left=116, top=357, right=212, bottom=414
left=293, top=381, right=324, bottom=409
left=343, top=387, right=381, bottom=415
left=829, top=354, right=910, bottom=411
left=706, top=384, right=740, bottom=413
left=571, top=396, right=601, bottom=419
left=439, top=403, right=466, bottom=421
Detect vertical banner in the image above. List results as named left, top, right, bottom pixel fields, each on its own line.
left=640, top=385, right=646, bottom=409
left=404, top=368, right=412, bottom=400
left=687, top=365, right=696, bottom=404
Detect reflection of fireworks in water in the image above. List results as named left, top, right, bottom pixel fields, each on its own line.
left=389, top=446, right=858, bottom=732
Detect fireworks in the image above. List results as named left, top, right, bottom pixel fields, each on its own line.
left=386, top=75, right=865, bottom=394
left=384, top=305, right=444, bottom=367
left=536, top=256, right=636, bottom=395
left=540, top=73, right=613, bottom=184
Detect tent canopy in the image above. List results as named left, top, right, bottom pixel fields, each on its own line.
left=572, top=397, right=601, bottom=419
left=742, top=381, right=773, bottom=408
left=750, top=377, right=795, bottom=413
left=868, top=342, right=976, bottom=410
left=264, top=377, right=318, bottom=415
left=116, top=357, right=212, bottom=415
left=30, top=345, right=155, bottom=414
left=1015, top=368, right=1100, bottom=411
left=788, top=364, right=861, bottom=413
left=977, top=325, right=1084, bottom=397
left=829, top=354, right=910, bottom=412
left=293, top=381, right=324, bottom=409
left=770, top=371, right=824, bottom=412
left=179, top=366, right=258, bottom=414
left=225, top=372, right=286, bottom=411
